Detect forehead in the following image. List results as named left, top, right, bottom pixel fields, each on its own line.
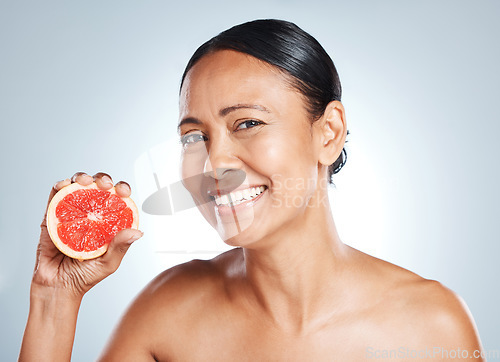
left=179, top=50, right=300, bottom=117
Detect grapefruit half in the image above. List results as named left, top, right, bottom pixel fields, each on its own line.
left=46, top=182, right=139, bottom=260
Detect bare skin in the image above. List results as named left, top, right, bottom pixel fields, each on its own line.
left=21, top=51, right=484, bottom=361
left=19, top=173, right=144, bottom=362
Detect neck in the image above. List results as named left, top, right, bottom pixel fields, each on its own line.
left=241, top=188, right=350, bottom=333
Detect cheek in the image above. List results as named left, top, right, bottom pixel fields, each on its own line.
left=180, top=147, right=208, bottom=180
left=180, top=149, right=210, bottom=206
left=245, top=129, right=319, bottom=209
left=244, top=127, right=316, bottom=181
left=180, top=151, right=218, bottom=226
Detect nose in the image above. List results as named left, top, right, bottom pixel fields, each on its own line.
left=203, top=138, right=242, bottom=180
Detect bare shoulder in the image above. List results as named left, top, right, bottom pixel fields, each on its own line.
left=99, top=249, right=240, bottom=361
left=353, top=248, right=483, bottom=352
left=124, top=248, right=239, bottom=321
left=142, top=247, right=241, bottom=303
left=392, top=276, right=480, bottom=340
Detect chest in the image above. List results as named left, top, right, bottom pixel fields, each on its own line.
left=155, top=315, right=386, bottom=361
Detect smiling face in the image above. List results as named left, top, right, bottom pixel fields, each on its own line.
left=178, top=50, right=329, bottom=247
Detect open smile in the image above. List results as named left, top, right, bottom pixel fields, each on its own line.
left=209, top=185, right=268, bottom=209
left=213, top=185, right=266, bottom=206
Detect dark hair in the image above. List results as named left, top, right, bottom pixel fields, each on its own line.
left=181, top=19, right=348, bottom=183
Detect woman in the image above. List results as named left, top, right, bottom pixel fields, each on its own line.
left=20, top=19, right=483, bottom=361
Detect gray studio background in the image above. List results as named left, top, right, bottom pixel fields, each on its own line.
left=1, top=0, right=499, bottom=360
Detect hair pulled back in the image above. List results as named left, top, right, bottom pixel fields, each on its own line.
left=181, top=19, right=347, bottom=182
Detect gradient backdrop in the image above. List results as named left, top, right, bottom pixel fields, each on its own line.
left=1, top=0, right=499, bottom=360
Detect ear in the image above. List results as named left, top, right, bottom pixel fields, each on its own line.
left=314, top=101, right=347, bottom=166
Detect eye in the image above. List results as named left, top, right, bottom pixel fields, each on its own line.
left=235, top=119, right=264, bottom=131
left=180, top=132, right=208, bottom=148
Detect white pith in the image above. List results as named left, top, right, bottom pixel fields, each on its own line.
left=87, top=212, right=103, bottom=222
left=214, top=186, right=266, bottom=206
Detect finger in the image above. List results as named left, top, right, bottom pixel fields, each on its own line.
left=115, top=181, right=131, bottom=198
left=55, top=178, right=72, bottom=191
left=93, top=172, right=114, bottom=190
left=71, top=172, right=93, bottom=186
left=99, top=229, right=143, bottom=273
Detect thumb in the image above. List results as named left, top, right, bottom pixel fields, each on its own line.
left=99, top=228, right=143, bottom=273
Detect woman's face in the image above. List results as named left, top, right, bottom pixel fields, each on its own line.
left=178, top=50, right=326, bottom=247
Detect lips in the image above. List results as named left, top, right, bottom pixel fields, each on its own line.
left=212, top=186, right=267, bottom=206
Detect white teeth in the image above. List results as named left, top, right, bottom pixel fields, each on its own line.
left=214, top=186, right=266, bottom=206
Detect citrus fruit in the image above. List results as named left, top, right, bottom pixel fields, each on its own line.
left=46, top=182, right=139, bottom=260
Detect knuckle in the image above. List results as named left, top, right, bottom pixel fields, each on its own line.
left=117, top=244, right=131, bottom=255
left=99, top=258, right=118, bottom=275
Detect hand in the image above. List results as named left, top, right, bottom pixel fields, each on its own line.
left=32, top=172, right=143, bottom=299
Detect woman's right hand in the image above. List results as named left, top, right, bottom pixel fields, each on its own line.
left=33, top=172, right=144, bottom=299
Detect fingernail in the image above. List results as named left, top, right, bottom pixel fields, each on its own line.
left=54, top=178, right=70, bottom=189
left=102, top=175, right=112, bottom=184
left=127, top=231, right=144, bottom=244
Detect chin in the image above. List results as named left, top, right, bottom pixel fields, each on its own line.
left=214, top=217, right=257, bottom=247
left=215, top=216, right=285, bottom=251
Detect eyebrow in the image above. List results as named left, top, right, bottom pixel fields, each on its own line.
left=219, top=104, right=270, bottom=117
left=177, top=117, right=202, bottom=133
left=177, top=104, right=270, bottom=132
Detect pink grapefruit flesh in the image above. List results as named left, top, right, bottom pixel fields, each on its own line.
left=46, top=182, right=139, bottom=260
